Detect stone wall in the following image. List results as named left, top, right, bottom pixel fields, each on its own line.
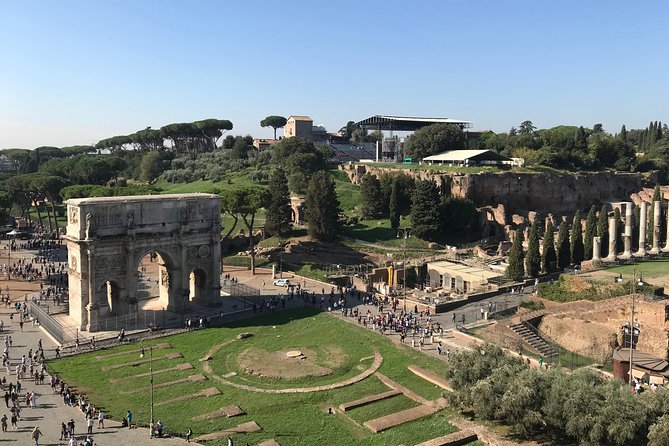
left=538, top=298, right=669, bottom=360
left=341, top=163, right=653, bottom=215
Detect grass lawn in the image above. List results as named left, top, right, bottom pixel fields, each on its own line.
left=331, top=169, right=362, bottom=214
left=342, top=218, right=427, bottom=249
left=48, top=308, right=457, bottom=445
left=600, top=258, right=669, bottom=280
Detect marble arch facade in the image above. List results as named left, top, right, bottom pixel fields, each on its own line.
left=64, top=193, right=221, bottom=332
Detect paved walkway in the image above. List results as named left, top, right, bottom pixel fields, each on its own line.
left=0, top=306, right=201, bottom=445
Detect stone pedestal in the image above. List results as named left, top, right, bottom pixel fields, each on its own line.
left=650, top=200, right=662, bottom=255
left=664, top=202, right=669, bottom=253
left=635, top=201, right=648, bottom=257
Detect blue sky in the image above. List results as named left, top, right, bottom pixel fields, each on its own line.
left=1, top=0, right=667, bottom=148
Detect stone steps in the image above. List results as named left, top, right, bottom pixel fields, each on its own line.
left=510, top=322, right=558, bottom=357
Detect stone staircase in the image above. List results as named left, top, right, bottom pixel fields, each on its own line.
left=509, top=321, right=558, bottom=358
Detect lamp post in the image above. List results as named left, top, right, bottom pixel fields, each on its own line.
left=139, top=344, right=154, bottom=424
left=618, top=269, right=644, bottom=386
left=397, top=229, right=411, bottom=313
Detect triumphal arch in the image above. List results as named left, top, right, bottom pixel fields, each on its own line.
left=64, top=193, right=221, bottom=332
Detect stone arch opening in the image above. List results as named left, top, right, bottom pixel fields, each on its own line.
left=135, top=250, right=174, bottom=311
left=189, top=268, right=207, bottom=302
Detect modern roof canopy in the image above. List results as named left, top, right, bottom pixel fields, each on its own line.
left=355, top=115, right=472, bottom=132
left=422, top=149, right=511, bottom=163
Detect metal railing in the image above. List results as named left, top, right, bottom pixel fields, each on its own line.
left=221, top=280, right=260, bottom=298
left=30, top=302, right=65, bottom=343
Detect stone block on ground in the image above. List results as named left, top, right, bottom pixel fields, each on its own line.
left=338, top=389, right=402, bottom=412
left=258, top=440, right=281, bottom=446
left=193, top=421, right=261, bottom=442
left=413, top=430, right=478, bottom=446
left=364, top=405, right=437, bottom=433
left=408, top=365, right=453, bottom=392
left=192, top=406, right=246, bottom=421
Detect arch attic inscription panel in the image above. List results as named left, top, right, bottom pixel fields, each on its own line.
left=64, top=193, right=221, bottom=332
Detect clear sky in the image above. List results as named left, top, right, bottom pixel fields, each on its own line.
left=1, top=0, right=667, bottom=149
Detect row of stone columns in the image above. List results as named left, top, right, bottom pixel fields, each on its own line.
left=592, top=200, right=669, bottom=263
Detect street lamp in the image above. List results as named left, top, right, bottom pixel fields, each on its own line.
left=139, top=344, right=154, bottom=424
left=617, top=269, right=644, bottom=386
left=397, top=229, right=411, bottom=313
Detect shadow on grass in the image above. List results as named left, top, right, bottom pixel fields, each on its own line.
left=222, top=306, right=323, bottom=329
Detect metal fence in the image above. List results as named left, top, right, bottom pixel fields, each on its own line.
left=221, top=280, right=260, bottom=298
left=30, top=302, right=65, bottom=343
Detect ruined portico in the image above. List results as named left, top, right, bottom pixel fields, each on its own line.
left=64, top=194, right=221, bottom=332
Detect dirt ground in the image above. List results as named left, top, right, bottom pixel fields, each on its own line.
left=236, top=346, right=347, bottom=379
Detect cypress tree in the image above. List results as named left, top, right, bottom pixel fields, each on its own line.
left=597, top=205, right=609, bottom=258
left=614, top=207, right=623, bottom=253
left=304, top=171, right=341, bottom=242
left=583, top=205, right=597, bottom=260
left=525, top=220, right=541, bottom=278
left=359, top=174, right=384, bottom=219
left=264, top=166, right=292, bottom=238
left=389, top=179, right=400, bottom=229
left=506, top=229, right=525, bottom=281
left=620, top=124, right=628, bottom=143
left=542, top=219, right=557, bottom=273
left=570, top=211, right=585, bottom=265
left=557, top=220, right=570, bottom=269
left=410, top=180, right=441, bottom=241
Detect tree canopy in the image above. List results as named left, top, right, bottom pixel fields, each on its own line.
left=405, top=123, right=464, bottom=160
left=260, top=116, right=287, bottom=140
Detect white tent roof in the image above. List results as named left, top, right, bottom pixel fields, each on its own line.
left=423, top=149, right=501, bottom=162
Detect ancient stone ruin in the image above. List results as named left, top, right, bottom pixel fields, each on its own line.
left=64, top=193, right=221, bottom=332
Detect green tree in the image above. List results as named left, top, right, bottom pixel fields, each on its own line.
left=410, top=180, right=441, bottom=241
left=389, top=179, right=400, bottom=229
left=304, top=171, right=341, bottom=241
left=367, top=130, right=384, bottom=144
left=518, top=120, right=537, bottom=135
left=619, top=124, right=628, bottom=143
left=506, top=229, right=525, bottom=280
left=231, top=137, right=250, bottom=159
left=570, top=211, right=585, bottom=265
left=525, top=220, right=541, bottom=278
left=583, top=205, right=597, bottom=260
left=260, top=115, right=287, bottom=140
left=264, top=167, right=292, bottom=237
left=218, top=187, right=268, bottom=274
left=648, top=415, right=669, bottom=446
left=139, top=151, right=166, bottom=182
left=441, top=197, right=481, bottom=243
left=405, top=123, right=464, bottom=160
left=359, top=174, right=384, bottom=219
left=557, top=220, right=570, bottom=269
left=614, top=207, right=623, bottom=253
left=272, top=137, right=327, bottom=193
left=597, top=205, right=609, bottom=258
left=542, top=220, right=557, bottom=273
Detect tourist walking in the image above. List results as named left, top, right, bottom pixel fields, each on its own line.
left=31, top=426, right=42, bottom=446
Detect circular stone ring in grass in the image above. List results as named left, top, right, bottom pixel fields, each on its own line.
left=202, top=343, right=383, bottom=394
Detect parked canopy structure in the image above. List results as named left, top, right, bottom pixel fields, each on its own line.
left=355, top=115, right=472, bottom=132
